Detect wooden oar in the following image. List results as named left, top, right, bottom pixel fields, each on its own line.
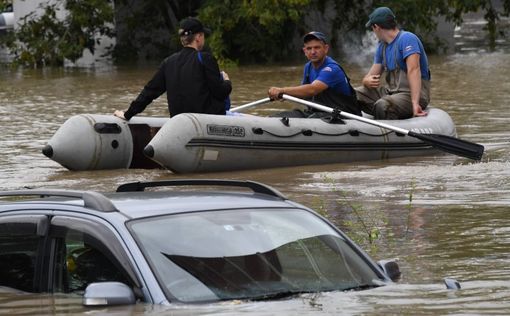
left=230, top=97, right=272, bottom=112
left=281, top=94, right=484, bottom=161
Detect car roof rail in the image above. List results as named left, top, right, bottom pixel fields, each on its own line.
left=0, top=190, right=118, bottom=212
left=116, top=179, right=287, bottom=199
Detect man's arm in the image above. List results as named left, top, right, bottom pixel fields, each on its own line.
left=268, top=80, right=327, bottom=100
left=405, top=53, right=426, bottom=117
left=115, top=64, right=167, bottom=120
left=361, top=63, right=383, bottom=88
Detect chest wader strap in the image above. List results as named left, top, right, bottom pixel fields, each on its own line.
left=305, top=61, right=357, bottom=115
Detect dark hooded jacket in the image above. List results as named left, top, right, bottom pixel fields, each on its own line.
left=124, top=47, right=231, bottom=120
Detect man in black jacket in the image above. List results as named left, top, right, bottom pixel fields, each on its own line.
left=114, top=17, right=232, bottom=120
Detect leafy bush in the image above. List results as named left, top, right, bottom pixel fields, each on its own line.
left=0, top=0, right=114, bottom=67
left=199, top=0, right=311, bottom=64
left=2, top=0, right=509, bottom=67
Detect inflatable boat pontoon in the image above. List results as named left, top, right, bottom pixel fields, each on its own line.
left=42, top=115, right=168, bottom=170
left=143, top=107, right=457, bottom=173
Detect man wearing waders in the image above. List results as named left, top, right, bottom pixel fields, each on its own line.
left=356, top=7, right=431, bottom=119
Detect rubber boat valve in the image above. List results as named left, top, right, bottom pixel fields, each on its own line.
left=143, top=145, right=155, bottom=158
left=42, top=145, right=54, bottom=158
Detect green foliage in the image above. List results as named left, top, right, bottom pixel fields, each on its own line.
left=199, top=0, right=311, bottom=64
left=0, top=0, right=114, bottom=68
left=405, top=178, right=416, bottom=236
left=372, top=0, right=510, bottom=52
left=112, top=0, right=202, bottom=61
left=337, top=190, right=385, bottom=253
left=446, top=0, right=510, bottom=52
left=3, top=0, right=509, bottom=66
left=318, top=176, right=385, bottom=254
left=198, top=0, right=510, bottom=63
left=317, top=176, right=423, bottom=256
left=0, top=0, right=11, bottom=12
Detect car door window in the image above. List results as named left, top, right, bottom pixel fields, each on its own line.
left=54, top=233, right=129, bottom=293
left=0, top=215, right=48, bottom=292
left=49, top=216, right=136, bottom=294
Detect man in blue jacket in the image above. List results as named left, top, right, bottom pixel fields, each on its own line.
left=356, top=7, right=431, bottom=119
left=114, top=17, right=231, bottom=120
left=268, top=31, right=360, bottom=117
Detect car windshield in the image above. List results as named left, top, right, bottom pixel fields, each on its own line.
left=128, top=208, right=383, bottom=303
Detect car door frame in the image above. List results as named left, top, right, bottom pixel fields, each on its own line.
left=0, top=208, right=148, bottom=301
left=0, top=213, right=50, bottom=292
left=45, top=212, right=144, bottom=296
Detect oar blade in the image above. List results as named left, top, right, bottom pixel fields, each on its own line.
left=408, top=131, right=484, bottom=161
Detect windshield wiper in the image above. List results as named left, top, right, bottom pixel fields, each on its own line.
left=341, top=284, right=381, bottom=291
left=224, top=284, right=382, bottom=302
left=233, top=290, right=310, bottom=302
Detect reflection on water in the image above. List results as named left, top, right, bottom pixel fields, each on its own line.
left=308, top=160, right=510, bottom=205
left=0, top=52, right=510, bottom=314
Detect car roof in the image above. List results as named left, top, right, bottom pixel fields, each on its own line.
left=107, top=191, right=295, bottom=218
left=0, top=180, right=302, bottom=219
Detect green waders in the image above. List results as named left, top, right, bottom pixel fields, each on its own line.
left=355, top=41, right=431, bottom=120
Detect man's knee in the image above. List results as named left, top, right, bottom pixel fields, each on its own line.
left=375, top=96, right=414, bottom=120
left=374, top=99, right=391, bottom=119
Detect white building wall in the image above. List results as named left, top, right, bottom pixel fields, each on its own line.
left=0, top=10, right=14, bottom=62
left=14, top=0, right=65, bottom=21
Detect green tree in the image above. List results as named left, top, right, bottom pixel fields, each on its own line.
left=369, top=0, right=510, bottom=52
left=0, top=0, right=114, bottom=67
left=113, top=0, right=202, bottom=61
left=444, top=0, right=510, bottom=51
left=0, top=0, right=12, bottom=12
left=199, top=0, right=311, bottom=64
left=198, top=0, right=510, bottom=62
left=2, top=0, right=509, bottom=67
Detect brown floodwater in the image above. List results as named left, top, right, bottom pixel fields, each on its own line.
left=1, top=50, right=510, bottom=314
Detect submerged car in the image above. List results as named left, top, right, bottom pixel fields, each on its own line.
left=0, top=179, right=401, bottom=306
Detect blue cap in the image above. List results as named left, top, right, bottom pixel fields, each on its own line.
left=303, top=31, right=328, bottom=44
left=365, top=7, right=396, bottom=28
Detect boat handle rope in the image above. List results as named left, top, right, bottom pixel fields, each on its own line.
left=252, top=127, right=397, bottom=138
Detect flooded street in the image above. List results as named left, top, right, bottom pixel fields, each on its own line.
left=1, top=51, right=510, bottom=314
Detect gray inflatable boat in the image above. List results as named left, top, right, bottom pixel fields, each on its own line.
left=144, top=107, right=457, bottom=173
left=43, top=108, right=458, bottom=172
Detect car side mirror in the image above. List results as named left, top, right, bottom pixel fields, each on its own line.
left=83, top=281, right=136, bottom=306
left=377, top=259, right=401, bottom=282
left=444, top=277, right=461, bottom=290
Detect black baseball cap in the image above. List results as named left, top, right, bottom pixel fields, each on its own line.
left=178, top=17, right=211, bottom=36
left=303, top=31, right=328, bottom=44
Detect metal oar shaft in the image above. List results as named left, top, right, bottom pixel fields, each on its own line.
left=281, top=94, right=410, bottom=134
left=230, top=97, right=272, bottom=112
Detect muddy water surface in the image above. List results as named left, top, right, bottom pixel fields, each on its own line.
left=1, top=52, right=510, bottom=315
